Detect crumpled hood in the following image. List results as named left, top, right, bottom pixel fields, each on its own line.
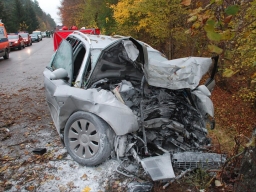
left=144, top=57, right=212, bottom=90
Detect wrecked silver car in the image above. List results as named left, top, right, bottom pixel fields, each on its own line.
left=43, top=32, right=224, bottom=181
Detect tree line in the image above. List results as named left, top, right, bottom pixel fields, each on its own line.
left=59, top=0, right=256, bottom=106
left=0, top=0, right=56, bottom=33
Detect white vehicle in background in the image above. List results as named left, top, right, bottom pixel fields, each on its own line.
left=32, top=31, right=42, bottom=41
left=41, top=31, right=47, bottom=38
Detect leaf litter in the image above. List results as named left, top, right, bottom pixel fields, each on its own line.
left=0, top=87, right=125, bottom=191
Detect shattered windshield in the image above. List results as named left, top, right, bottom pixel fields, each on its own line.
left=51, top=40, right=73, bottom=84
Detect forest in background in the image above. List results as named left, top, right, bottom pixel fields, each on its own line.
left=0, top=0, right=56, bottom=33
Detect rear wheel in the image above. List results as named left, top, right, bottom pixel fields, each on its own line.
left=3, top=49, right=9, bottom=59
left=64, top=111, right=114, bottom=166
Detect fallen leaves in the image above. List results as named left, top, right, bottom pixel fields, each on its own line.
left=82, top=186, right=91, bottom=192
left=80, top=174, right=88, bottom=180
left=26, top=185, right=35, bottom=192
left=181, top=0, right=191, bottom=6
left=0, top=165, right=8, bottom=173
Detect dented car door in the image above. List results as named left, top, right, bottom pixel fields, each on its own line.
left=43, top=40, right=73, bottom=133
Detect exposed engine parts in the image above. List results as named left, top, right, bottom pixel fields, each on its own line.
left=92, top=77, right=225, bottom=182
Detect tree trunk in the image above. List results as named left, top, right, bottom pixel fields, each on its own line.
left=234, top=132, right=256, bottom=192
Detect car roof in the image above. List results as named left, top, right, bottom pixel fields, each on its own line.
left=8, top=34, right=18, bottom=36
left=69, top=32, right=158, bottom=53
left=70, top=33, right=125, bottom=49
left=19, top=33, right=28, bottom=35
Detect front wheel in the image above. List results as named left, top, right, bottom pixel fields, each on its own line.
left=3, top=49, right=9, bottom=59
left=64, top=111, right=114, bottom=166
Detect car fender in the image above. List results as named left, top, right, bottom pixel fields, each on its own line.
left=192, top=90, right=214, bottom=117
left=53, top=85, right=139, bottom=135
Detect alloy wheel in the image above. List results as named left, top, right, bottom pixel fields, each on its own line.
left=68, top=119, right=100, bottom=158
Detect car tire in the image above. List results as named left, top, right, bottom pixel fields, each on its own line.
left=18, top=44, right=22, bottom=50
left=3, top=49, right=9, bottom=59
left=64, top=111, right=114, bottom=166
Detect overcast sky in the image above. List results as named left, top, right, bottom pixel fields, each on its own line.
left=37, top=0, right=62, bottom=25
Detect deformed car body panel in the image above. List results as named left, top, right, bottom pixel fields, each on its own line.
left=44, top=68, right=139, bottom=135
left=87, top=38, right=146, bottom=87
left=192, top=90, right=214, bottom=117
left=144, top=57, right=212, bottom=90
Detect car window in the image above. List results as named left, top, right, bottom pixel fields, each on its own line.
left=73, top=44, right=86, bottom=83
left=20, top=34, right=28, bottom=38
left=51, top=40, right=73, bottom=85
left=7, top=35, right=19, bottom=39
left=66, top=37, right=80, bottom=51
left=91, top=49, right=101, bottom=68
left=0, top=26, right=5, bottom=39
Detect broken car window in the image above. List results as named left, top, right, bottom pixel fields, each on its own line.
left=72, top=44, right=86, bottom=83
left=51, top=40, right=73, bottom=84
left=91, top=49, right=101, bottom=68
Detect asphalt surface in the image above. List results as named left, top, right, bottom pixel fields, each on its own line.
left=0, top=38, right=54, bottom=92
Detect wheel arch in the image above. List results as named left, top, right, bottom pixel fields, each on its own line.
left=60, top=110, right=116, bottom=144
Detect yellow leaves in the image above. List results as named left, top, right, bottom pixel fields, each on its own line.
left=112, top=0, right=180, bottom=41
left=215, top=0, right=223, bottom=6
left=189, top=7, right=204, bottom=17
left=222, top=68, right=239, bottom=78
left=243, top=31, right=250, bottom=38
left=220, top=30, right=235, bottom=40
left=192, top=22, right=201, bottom=29
left=238, top=88, right=256, bottom=105
left=187, top=16, right=197, bottom=23
left=105, top=17, right=109, bottom=23
left=208, top=44, right=223, bottom=54
left=111, top=1, right=134, bottom=24
left=82, top=186, right=91, bottom=192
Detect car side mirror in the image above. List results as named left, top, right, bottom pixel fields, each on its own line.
left=50, top=68, right=68, bottom=80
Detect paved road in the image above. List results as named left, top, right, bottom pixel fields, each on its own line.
left=0, top=38, right=54, bottom=92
